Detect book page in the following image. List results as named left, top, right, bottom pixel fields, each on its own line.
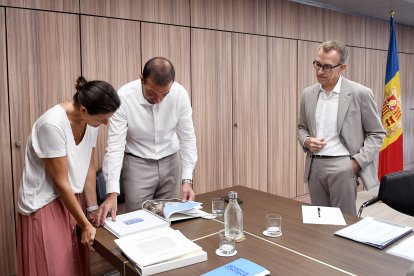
left=115, top=227, right=202, bottom=267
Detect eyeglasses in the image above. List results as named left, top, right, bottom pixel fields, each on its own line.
left=313, top=60, right=342, bottom=72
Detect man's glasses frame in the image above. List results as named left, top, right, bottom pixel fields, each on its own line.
left=313, top=60, right=342, bottom=72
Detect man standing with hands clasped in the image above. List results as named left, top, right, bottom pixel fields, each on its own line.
left=96, top=57, right=197, bottom=225
left=298, top=40, right=385, bottom=215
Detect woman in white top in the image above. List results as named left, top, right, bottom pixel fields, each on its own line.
left=17, top=76, right=121, bottom=276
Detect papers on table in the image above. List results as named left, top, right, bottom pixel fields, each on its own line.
left=302, top=206, right=346, bottom=225
left=387, top=235, right=414, bottom=261
left=335, top=216, right=413, bottom=249
left=115, top=227, right=203, bottom=267
left=104, top=209, right=169, bottom=238
left=134, top=249, right=207, bottom=276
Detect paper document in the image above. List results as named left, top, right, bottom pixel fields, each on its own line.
left=387, top=235, right=414, bottom=261
left=133, top=249, right=208, bottom=276
left=335, top=216, right=413, bottom=249
left=104, top=209, right=169, bottom=238
left=115, top=227, right=202, bottom=267
left=302, top=205, right=346, bottom=225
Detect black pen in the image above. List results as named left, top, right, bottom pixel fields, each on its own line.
left=317, top=207, right=321, bottom=218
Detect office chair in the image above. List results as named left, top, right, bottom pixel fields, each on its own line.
left=96, top=168, right=125, bottom=204
left=358, top=170, right=414, bottom=217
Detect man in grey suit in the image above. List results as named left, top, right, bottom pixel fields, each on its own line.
left=298, top=40, right=385, bottom=215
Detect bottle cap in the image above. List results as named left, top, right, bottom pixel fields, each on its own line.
left=228, top=191, right=238, bottom=199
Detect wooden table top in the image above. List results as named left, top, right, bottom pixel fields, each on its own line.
left=95, top=186, right=414, bottom=275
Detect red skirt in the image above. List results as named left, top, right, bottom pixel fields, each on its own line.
left=17, top=194, right=90, bottom=276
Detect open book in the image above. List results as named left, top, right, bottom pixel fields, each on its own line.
left=142, top=199, right=204, bottom=221
left=115, top=226, right=207, bottom=275
left=335, top=216, right=413, bottom=249
left=104, top=199, right=204, bottom=238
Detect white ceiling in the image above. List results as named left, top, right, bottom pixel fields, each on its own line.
left=290, top=0, right=414, bottom=27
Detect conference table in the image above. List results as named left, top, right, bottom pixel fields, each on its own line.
left=94, top=186, right=413, bottom=275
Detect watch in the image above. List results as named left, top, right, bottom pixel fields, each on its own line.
left=182, top=179, right=193, bottom=187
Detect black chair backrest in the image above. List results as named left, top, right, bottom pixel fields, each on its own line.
left=379, top=171, right=414, bottom=217
left=96, top=168, right=125, bottom=204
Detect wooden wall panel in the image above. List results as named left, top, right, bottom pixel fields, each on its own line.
left=297, top=3, right=323, bottom=42
left=0, top=0, right=78, bottom=12
left=7, top=8, right=81, bottom=201
left=296, top=41, right=319, bottom=196
left=397, top=24, right=414, bottom=54
left=365, top=17, right=389, bottom=51
left=346, top=14, right=366, bottom=48
left=322, top=9, right=347, bottom=43
left=191, top=0, right=267, bottom=35
left=141, top=23, right=191, bottom=97
left=399, top=53, right=414, bottom=169
left=80, top=0, right=190, bottom=26
left=81, top=0, right=135, bottom=19
left=266, top=0, right=298, bottom=39
left=137, top=0, right=189, bottom=26
left=267, top=38, right=297, bottom=197
left=191, top=29, right=233, bottom=194
left=232, top=33, right=267, bottom=192
left=190, top=0, right=232, bottom=31
left=0, top=8, right=16, bottom=276
left=81, top=16, right=141, bottom=169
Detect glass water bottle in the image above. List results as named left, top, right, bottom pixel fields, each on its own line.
left=224, top=191, right=243, bottom=240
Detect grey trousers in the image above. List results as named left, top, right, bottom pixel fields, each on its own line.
left=121, top=152, right=180, bottom=212
left=308, top=156, right=358, bottom=215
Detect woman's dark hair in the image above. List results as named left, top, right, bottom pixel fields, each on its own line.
left=73, top=76, right=121, bottom=115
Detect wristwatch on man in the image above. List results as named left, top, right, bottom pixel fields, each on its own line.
left=182, top=179, right=193, bottom=188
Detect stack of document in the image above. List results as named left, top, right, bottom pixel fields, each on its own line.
left=115, top=227, right=207, bottom=275
left=387, top=235, right=414, bottom=261
left=335, top=217, right=413, bottom=249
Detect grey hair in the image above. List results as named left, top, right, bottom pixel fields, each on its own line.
left=319, top=40, right=349, bottom=64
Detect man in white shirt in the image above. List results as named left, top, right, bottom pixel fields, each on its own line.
left=97, top=57, right=197, bottom=223
left=298, top=40, right=385, bottom=215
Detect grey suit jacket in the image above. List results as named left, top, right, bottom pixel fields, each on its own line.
left=298, top=77, right=385, bottom=190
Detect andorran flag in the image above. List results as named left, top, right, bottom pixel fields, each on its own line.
left=378, top=13, right=403, bottom=179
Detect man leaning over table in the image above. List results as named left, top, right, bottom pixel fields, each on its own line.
left=96, top=57, right=198, bottom=225
left=298, top=40, right=385, bottom=215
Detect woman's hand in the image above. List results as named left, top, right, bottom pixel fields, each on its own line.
left=81, top=223, right=96, bottom=251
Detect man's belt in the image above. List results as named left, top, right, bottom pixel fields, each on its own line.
left=311, top=155, right=350, bottom=159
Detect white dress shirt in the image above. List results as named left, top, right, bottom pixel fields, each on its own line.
left=315, top=75, right=350, bottom=156
left=103, top=80, right=197, bottom=194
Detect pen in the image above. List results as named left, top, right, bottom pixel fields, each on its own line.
left=317, top=207, right=321, bottom=218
